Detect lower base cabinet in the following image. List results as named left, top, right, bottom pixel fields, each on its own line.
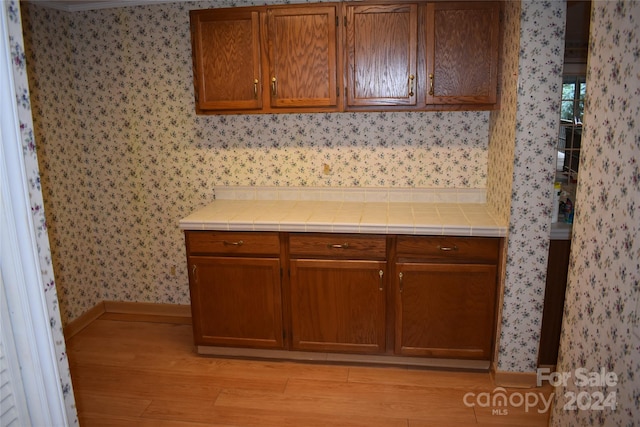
left=290, top=259, right=386, bottom=353
left=185, top=231, right=284, bottom=349
left=395, top=263, right=497, bottom=359
left=185, top=231, right=501, bottom=362
left=189, top=256, right=284, bottom=348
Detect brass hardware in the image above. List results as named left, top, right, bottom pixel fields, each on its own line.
left=408, top=74, right=415, bottom=97
left=378, top=270, right=384, bottom=291
left=223, top=240, right=244, bottom=246
left=328, top=243, right=350, bottom=249
left=191, top=264, right=197, bottom=275
left=253, top=79, right=259, bottom=99
left=271, top=77, right=277, bottom=96
left=429, top=73, right=434, bottom=96
left=399, top=272, right=404, bottom=293
left=438, top=245, right=458, bottom=252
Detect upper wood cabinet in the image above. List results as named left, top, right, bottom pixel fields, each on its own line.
left=190, top=4, right=340, bottom=114
left=345, top=3, right=418, bottom=108
left=266, top=6, right=339, bottom=109
left=190, top=9, right=262, bottom=112
left=189, top=2, right=501, bottom=114
left=425, top=1, right=500, bottom=105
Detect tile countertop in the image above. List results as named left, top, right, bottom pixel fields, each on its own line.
left=179, top=186, right=508, bottom=238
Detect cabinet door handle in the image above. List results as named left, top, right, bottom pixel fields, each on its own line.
left=254, top=79, right=259, bottom=99
left=438, top=245, right=458, bottom=252
left=327, top=243, right=350, bottom=249
left=408, top=74, right=415, bottom=97
left=399, top=272, right=403, bottom=293
left=223, top=240, right=244, bottom=246
left=378, top=270, right=384, bottom=291
left=271, top=77, right=277, bottom=97
left=191, top=264, right=197, bottom=275
left=428, top=73, right=434, bottom=96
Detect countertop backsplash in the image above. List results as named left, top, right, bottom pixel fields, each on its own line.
left=213, top=185, right=487, bottom=204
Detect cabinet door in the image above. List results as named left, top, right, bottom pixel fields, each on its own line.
left=290, top=259, right=386, bottom=353
left=188, top=256, right=283, bottom=349
left=346, top=4, right=418, bottom=107
left=266, top=5, right=338, bottom=108
left=190, top=9, right=262, bottom=111
left=426, top=2, right=499, bottom=105
left=395, top=263, right=497, bottom=359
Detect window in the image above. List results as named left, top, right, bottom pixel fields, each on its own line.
left=556, top=75, right=586, bottom=183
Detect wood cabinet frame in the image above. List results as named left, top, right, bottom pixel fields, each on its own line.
left=190, top=3, right=342, bottom=115
left=190, top=1, right=502, bottom=114
left=185, top=231, right=502, bottom=362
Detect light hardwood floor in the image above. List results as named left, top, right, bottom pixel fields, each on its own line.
left=66, top=314, right=553, bottom=426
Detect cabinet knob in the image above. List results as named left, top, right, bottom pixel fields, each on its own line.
left=408, top=74, right=415, bottom=97
left=378, top=270, right=384, bottom=291
left=399, top=272, right=404, bottom=293
left=254, top=79, right=259, bottom=99
left=429, top=73, right=434, bottom=96
left=271, top=77, right=277, bottom=97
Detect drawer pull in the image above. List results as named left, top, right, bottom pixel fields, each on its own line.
left=328, top=243, right=350, bottom=249
left=223, top=240, right=244, bottom=247
left=438, top=245, right=458, bottom=252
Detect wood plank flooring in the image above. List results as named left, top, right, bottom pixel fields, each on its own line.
left=66, top=315, right=552, bottom=426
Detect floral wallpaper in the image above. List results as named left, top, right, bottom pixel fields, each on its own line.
left=4, top=0, right=78, bottom=424
left=551, top=1, right=640, bottom=425
left=486, top=0, right=520, bottom=368
left=16, top=0, right=640, bottom=422
left=487, top=0, right=519, bottom=226
left=489, top=0, right=566, bottom=372
left=507, top=0, right=565, bottom=371
left=21, top=0, right=490, bottom=324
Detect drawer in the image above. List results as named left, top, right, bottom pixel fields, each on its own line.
left=186, top=231, right=280, bottom=256
left=396, top=236, right=500, bottom=263
left=289, top=234, right=387, bottom=259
